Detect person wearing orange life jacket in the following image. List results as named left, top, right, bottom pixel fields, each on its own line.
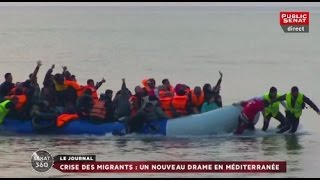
left=81, top=78, right=106, bottom=103
left=158, top=85, right=174, bottom=118
left=162, top=79, right=175, bottom=95
left=171, top=89, right=191, bottom=117
left=89, top=98, right=107, bottom=122
left=5, top=88, right=27, bottom=111
left=189, top=86, right=205, bottom=114
left=142, top=78, right=156, bottom=96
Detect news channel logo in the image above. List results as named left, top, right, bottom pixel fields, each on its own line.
left=31, top=149, right=53, bottom=172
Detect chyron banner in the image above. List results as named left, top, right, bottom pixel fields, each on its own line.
left=280, top=12, right=309, bottom=33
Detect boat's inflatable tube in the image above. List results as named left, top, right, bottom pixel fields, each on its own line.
left=0, top=105, right=260, bottom=136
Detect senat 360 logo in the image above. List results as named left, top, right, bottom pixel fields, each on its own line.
left=280, top=12, right=309, bottom=33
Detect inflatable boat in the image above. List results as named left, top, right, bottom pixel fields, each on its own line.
left=0, top=105, right=259, bottom=136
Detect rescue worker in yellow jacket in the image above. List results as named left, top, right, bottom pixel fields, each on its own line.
left=272, top=86, right=320, bottom=134
left=261, top=87, right=287, bottom=131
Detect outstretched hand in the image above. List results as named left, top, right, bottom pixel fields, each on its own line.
left=219, top=70, right=223, bottom=78
left=122, top=78, right=125, bottom=82
left=51, top=64, right=55, bottom=70
left=101, top=77, right=106, bottom=83
left=36, top=60, right=42, bottom=67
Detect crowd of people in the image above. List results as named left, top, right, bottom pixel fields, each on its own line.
left=1, top=61, right=318, bottom=135
left=0, top=61, right=223, bottom=133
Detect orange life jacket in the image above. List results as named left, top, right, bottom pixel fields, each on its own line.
left=79, top=85, right=99, bottom=102
left=90, top=100, right=107, bottom=120
left=11, top=94, right=27, bottom=110
left=64, top=80, right=82, bottom=96
left=191, top=90, right=205, bottom=107
left=158, top=90, right=173, bottom=118
left=56, top=113, right=79, bottom=127
left=172, top=95, right=188, bottom=115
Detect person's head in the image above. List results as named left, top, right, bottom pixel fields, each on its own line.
left=105, top=89, right=113, bottom=99
left=263, top=99, right=270, bottom=107
left=15, top=88, right=24, bottom=95
left=269, top=86, right=277, bottom=99
left=194, top=86, right=202, bottom=96
left=147, top=78, right=156, bottom=89
left=64, top=71, right=72, bottom=81
left=177, top=89, right=186, bottom=96
left=71, top=75, right=77, bottom=82
left=291, top=86, right=299, bottom=98
left=87, top=79, right=95, bottom=87
left=5, top=73, right=12, bottom=83
left=134, top=86, right=143, bottom=95
left=54, top=73, right=64, bottom=85
left=162, top=79, right=170, bottom=87
left=84, top=88, right=92, bottom=96
left=203, top=83, right=212, bottom=93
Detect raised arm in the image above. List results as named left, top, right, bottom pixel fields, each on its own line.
left=43, top=64, right=55, bottom=86
left=213, top=71, right=223, bottom=92
left=95, top=78, right=106, bottom=90
left=30, top=60, right=42, bottom=84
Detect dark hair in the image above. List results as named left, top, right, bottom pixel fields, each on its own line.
left=162, top=79, right=169, bottom=85
left=149, top=78, right=156, bottom=85
left=203, top=83, right=211, bottom=93
left=105, top=89, right=113, bottom=95
left=177, top=89, right=186, bottom=96
left=291, top=86, right=299, bottom=93
left=71, top=75, right=76, bottom=79
left=87, top=79, right=94, bottom=85
left=4, top=73, right=11, bottom=79
left=269, top=86, right=277, bottom=93
left=54, top=73, right=64, bottom=84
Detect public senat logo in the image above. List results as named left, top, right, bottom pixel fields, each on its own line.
left=280, top=12, right=309, bottom=33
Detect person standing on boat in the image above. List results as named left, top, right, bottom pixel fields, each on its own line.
left=261, top=86, right=287, bottom=131
left=113, top=78, right=131, bottom=120
left=233, top=97, right=270, bottom=135
left=272, top=86, right=320, bottom=134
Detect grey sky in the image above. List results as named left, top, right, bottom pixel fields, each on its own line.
left=0, top=2, right=319, bottom=7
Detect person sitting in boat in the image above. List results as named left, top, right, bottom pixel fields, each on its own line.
left=4, top=87, right=28, bottom=119
left=131, top=86, right=144, bottom=109
left=0, top=73, right=15, bottom=100
left=0, top=98, right=17, bottom=124
left=104, top=89, right=115, bottom=121
left=232, top=97, right=270, bottom=135
left=201, top=93, right=219, bottom=113
left=126, top=102, right=165, bottom=133
left=89, top=96, right=107, bottom=123
left=113, top=78, right=131, bottom=121
left=81, top=78, right=106, bottom=103
left=158, top=85, right=174, bottom=118
left=190, top=86, right=205, bottom=114
left=162, top=78, right=175, bottom=94
left=30, top=100, right=59, bottom=129
left=76, top=88, right=94, bottom=119
left=171, top=89, right=191, bottom=117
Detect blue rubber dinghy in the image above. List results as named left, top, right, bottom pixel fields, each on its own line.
left=0, top=105, right=257, bottom=136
